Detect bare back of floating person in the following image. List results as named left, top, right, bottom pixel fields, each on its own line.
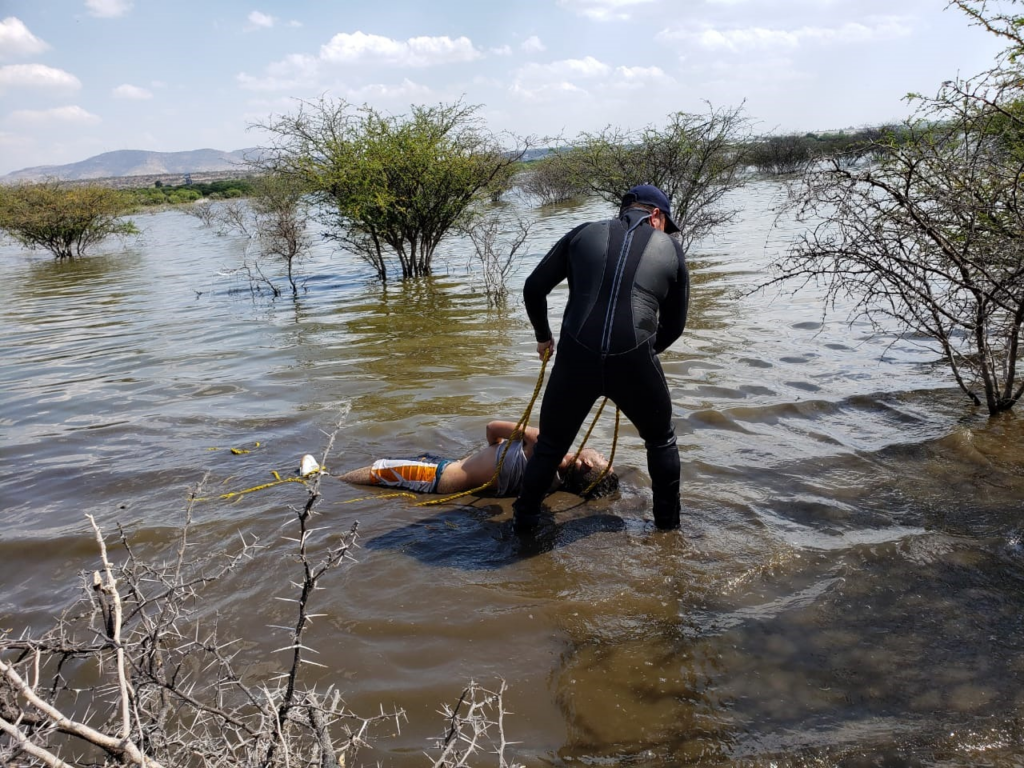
left=336, top=420, right=618, bottom=498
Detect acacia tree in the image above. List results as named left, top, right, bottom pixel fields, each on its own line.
left=253, top=98, right=527, bottom=281
left=748, top=134, right=815, bottom=176
left=248, top=173, right=314, bottom=296
left=772, top=1, right=1024, bottom=415
left=0, top=181, right=137, bottom=260
left=567, top=104, right=751, bottom=254
left=519, top=150, right=589, bottom=206
left=191, top=174, right=313, bottom=297
left=461, top=210, right=532, bottom=306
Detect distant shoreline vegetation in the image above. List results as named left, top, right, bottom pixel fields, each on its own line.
left=129, top=178, right=254, bottom=207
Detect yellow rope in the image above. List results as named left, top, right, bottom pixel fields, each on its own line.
left=206, top=441, right=262, bottom=454
left=562, top=396, right=621, bottom=499
left=580, top=407, right=619, bottom=498
left=570, top=397, right=608, bottom=463
left=417, top=353, right=620, bottom=506
left=210, top=346, right=621, bottom=509
left=217, top=475, right=305, bottom=501
left=339, top=349, right=554, bottom=508
left=338, top=490, right=419, bottom=505
left=414, top=346, right=552, bottom=507
left=195, top=468, right=317, bottom=503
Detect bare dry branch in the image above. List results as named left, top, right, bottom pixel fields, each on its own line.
left=2, top=414, right=513, bottom=767
left=429, top=680, right=523, bottom=768
left=769, top=31, right=1024, bottom=415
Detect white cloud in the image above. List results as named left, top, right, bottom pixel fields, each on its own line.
left=342, top=78, right=434, bottom=102
left=237, top=53, right=319, bottom=91
left=605, top=65, right=674, bottom=94
left=521, top=35, right=545, bottom=53
left=9, top=105, right=101, bottom=124
left=517, top=56, right=611, bottom=80
left=247, top=11, right=275, bottom=29
left=676, top=50, right=808, bottom=90
left=240, top=29, right=486, bottom=96
left=0, top=17, right=49, bottom=59
left=490, top=45, right=513, bottom=56
left=557, top=0, right=655, bottom=22
left=0, top=64, right=81, bottom=91
left=659, top=17, right=912, bottom=52
left=322, top=31, right=402, bottom=62
left=510, top=80, right=587, bottom=103
left=615, top=65, right=669, bottom=82
left=268, top=53, right=318, bottom=78
left=112, top=83, right=153, bottom=99
left=472, top=75, right=505, bottom=88
left=510, top=56, right=611, bottom=102
left=320, top=31, right=482, bottom=67
left=85, top=0, right=133, bottom=18
left=287, top=20, right=302, bottom=28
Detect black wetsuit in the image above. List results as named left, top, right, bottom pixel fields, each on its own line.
left=514, top=208, right=690, bottom=529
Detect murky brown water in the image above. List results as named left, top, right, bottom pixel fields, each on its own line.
left=2, top=183, right=1023, bottom=766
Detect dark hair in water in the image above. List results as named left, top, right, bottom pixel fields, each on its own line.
left=560, top=461, right=620, bottom=499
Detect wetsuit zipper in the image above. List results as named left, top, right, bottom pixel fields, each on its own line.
left=600, top=214, right=650, bottom=355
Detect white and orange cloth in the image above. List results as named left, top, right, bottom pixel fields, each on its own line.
left=369, top=455, right=451, bottom=493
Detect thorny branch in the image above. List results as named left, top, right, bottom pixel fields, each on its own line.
left=462, top=211, right=532, bottom=306
left=430, top=680, right=523, bottom=768
left=1, top=416, right=522, bottom=767
left=767, top=32, right=1024, bottom=414
left=0, top=419, right=404, bottom=767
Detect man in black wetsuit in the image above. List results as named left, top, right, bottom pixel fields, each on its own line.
left=513, top=184, right=690, bottom=532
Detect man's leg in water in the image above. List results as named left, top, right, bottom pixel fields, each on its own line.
left=513, top=338, right=600, bottom=529
left=609, top=344, right=680, bottom=530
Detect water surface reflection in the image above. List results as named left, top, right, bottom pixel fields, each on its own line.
left=1, top=189, right=1021, bottom=766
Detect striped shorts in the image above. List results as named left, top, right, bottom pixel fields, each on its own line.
left=369, top=454, right=451, bottom=493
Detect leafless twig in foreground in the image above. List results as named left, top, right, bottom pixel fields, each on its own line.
left=429, top=679, right=523, bottom=768
left=1, top=416, right=523, bottom=767
left=0, top=420, right=406, bottom=767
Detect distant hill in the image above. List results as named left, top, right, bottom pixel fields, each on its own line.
left=3, top=145, right=553, bottom=185
left=1, top=148, right=260, bottom=183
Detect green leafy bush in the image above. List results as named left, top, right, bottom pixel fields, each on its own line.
left=253, top=98, right=527, bottom=280
left=0, top=180, right=138, bottom=260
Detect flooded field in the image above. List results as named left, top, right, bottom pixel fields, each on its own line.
left=1, top=182, right=1022, bottom=766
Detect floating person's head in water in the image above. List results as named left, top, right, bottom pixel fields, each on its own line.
left=558, top=447, right=618, bottom=499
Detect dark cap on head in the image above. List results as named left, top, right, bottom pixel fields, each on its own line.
left=621, top=184, right=680, bottom=234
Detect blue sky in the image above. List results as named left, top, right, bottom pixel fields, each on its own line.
left=0, top=0, right=1008, bottom=175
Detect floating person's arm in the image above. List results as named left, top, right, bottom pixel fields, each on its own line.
left=485, top=420, right=539, bottom=449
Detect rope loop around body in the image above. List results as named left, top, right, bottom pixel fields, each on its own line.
left=218, top=345, right=622, bottom=509
left=580, top=407, right=619, bottom=498
left=563, top=395, right=620, bottom=499
left=414, top=346, right=552, bottom=507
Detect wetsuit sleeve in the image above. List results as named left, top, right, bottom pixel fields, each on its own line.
left=653, top=245, right=690, bottom=354
left=523, top=223, right=588, bottom=343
